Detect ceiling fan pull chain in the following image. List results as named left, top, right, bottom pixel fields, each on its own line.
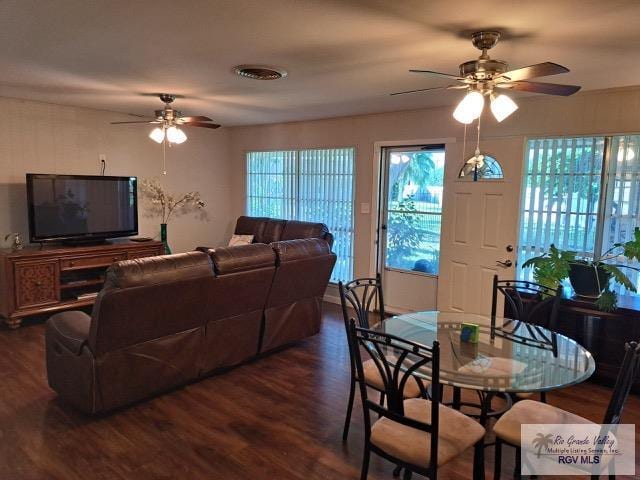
left=162, top=137, right=167, bottom=176
left=462, top=122, right=467, bottom=163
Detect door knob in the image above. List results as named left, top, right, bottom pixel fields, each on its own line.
left=496, top=259, right=513, bottom=268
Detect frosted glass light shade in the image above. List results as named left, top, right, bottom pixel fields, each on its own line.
left=149, top=127, right=165, bottom=143
left=166, top=126, right=187, bottom=144
left=490, top=94, right=518, bottom=122
left=453, top=91, right=484, bottom=124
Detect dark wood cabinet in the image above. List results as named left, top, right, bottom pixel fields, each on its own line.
left=505, top=293, right=640, bottom=391
left=0, top=240, right=164, bottom=328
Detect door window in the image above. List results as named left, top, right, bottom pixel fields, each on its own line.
left=381, top=146, right=446, bottom=275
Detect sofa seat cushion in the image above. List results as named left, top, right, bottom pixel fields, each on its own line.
left=370, top=398, right=485, bottom=468
left=493, top=399, right=594, bottom=446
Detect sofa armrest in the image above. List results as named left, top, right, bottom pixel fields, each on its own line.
left=46, top=310, right=91, bottom=355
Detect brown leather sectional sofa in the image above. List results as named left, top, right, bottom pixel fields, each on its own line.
left=45, top=217, right=336, bottom=414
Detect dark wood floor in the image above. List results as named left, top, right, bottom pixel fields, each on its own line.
left=1, top=303, right=638, bottom=480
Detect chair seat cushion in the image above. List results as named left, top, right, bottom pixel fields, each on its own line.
left=493, top=399, right=594, bottom=446
left=361, top=359, right=425, bottom=398
left=370, top=398, right=485, bottom=468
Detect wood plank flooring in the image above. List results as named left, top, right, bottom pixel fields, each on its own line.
left=0, top=303, right=638, bottom=479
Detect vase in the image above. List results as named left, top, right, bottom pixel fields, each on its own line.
left=568, top=262, right=610, bottom=298
left=160, top=223, right=172, bottom=254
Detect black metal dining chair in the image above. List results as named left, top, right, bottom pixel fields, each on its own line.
left=348, top=320, right=486, bottom=480
left=491, top=275, right=563, bottom=330
left=491, top=274, right=563, bottom=403
left=339, top=276, right=427, bottom=442
left=492, top=340, right=640, bottom=480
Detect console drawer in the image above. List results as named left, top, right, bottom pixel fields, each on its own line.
left=127, top=248, right=162, bottom=260
left=60, top=252, right=127, bottom=271
left=15, top=260, right=60, bottom=308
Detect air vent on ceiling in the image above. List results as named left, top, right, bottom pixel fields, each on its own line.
left=233, top=65, right=287, bottom=80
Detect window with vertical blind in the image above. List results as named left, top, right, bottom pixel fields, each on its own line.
left=246, top=147, right=355, bottom=283
left=518, top=135, right=640, bottom=294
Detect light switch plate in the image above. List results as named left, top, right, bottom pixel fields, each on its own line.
left=360, top=203, right=370, bottom=214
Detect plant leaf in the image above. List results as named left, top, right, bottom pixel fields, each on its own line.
left=622, top=227, right=640, bottom=262
left=601, top=264, right=637, bottom=292
left=596, top=289, right=617, bottom=312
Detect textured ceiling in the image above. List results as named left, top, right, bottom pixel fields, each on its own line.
left=1, top=0, right=639, bottom=126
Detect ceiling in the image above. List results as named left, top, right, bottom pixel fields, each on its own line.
left=2, top=0, right=640, bottom=126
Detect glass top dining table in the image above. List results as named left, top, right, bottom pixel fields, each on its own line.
left=371, top=311, right=596, bottom=393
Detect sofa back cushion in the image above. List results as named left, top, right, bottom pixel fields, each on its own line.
left=280, top=220, right=330, bottom=243
left=212, top=243, right=275, bottom=275
left=88, top=252, right=215, bottom=355
left=262, top=238, right=336, bottom=351
left=234, top=216, right=268, bottom=241
left=200, top=244, right=277, bottom=372
left=258, top=219, right=286, bottom=243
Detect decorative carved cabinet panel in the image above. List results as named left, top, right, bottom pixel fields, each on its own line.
left=0, top=241, right=164, bottom=328
left=15, top=260, right=60, bottom=308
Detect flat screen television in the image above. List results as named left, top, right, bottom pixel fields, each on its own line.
left=27, top=174, right=138, bottom=244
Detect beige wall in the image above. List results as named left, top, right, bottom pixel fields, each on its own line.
left=0, top=97, right=233, bottom=253
left=229, top=86, right=640, bottom=283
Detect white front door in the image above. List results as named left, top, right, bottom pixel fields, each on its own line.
left=377, top=145, right=446, bottom=312
left=437, top=137, right=525, bottom=315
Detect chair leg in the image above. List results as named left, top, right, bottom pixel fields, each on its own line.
left=453, top=386, right=461, bottom=410
left=392, top=465, right=402, bottom=477
left=514, top=447, right=521, bottom=480
left=473, top=439, right=485, bottom=480
left=402, top=469, right=412, bottom=480
left=360, top=445, right=370, bottom=480
left=342, top=378, right=357, bottom=442
left=540, top=391, right=547, bottom=403
left=493, top=438, right=502, bottom=480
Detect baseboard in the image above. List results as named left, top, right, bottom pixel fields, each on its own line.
left=323, top=292, right=341, bottom=305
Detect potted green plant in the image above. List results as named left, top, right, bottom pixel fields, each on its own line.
left=522, top=228, right=640, bottom=311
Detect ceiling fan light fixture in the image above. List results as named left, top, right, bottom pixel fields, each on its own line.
left=453, top=91, right=484, bottom=124
left=490, top=93, right=518, bottom=122
left=166, top=126, right=187, bottom=144
left=149, top=127, right=165, bottom=143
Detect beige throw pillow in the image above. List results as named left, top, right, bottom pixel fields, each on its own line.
left=228, top=234, right=254, bottom=247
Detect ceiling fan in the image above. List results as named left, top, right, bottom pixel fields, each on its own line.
left=391, top=31, right=581, bottom=123
left=111, top=93, right=220, bottom=144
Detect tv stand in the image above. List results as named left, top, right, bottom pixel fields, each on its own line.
left=60, top=238, right=110, bottom=247
left=0, top=240, right=164, bottom=328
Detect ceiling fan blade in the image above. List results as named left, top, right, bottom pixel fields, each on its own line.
left=497, top=62, right=569, bottom=82
left=497, top=81, right=581, bottom=96
left=110, top=120, right=159, bottom=124
left=390, top=85, right=460, bottom=96
left=179, top=115, right=213, bottom=122
left=182, top=122, right=221, bottom=129
left=409, top=69, right=463, bottom=80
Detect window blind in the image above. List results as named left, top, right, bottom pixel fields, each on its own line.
left=602, top=135, right=640, bottom=294
left=246, top=148, right=355, bottom=283
left=518, top=137, right=605, bottom=276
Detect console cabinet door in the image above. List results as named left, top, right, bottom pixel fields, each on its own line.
left=14, top=260, right=60, bottom=309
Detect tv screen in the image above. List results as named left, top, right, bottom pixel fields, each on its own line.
left=27, top=174, right=138, bottom=243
